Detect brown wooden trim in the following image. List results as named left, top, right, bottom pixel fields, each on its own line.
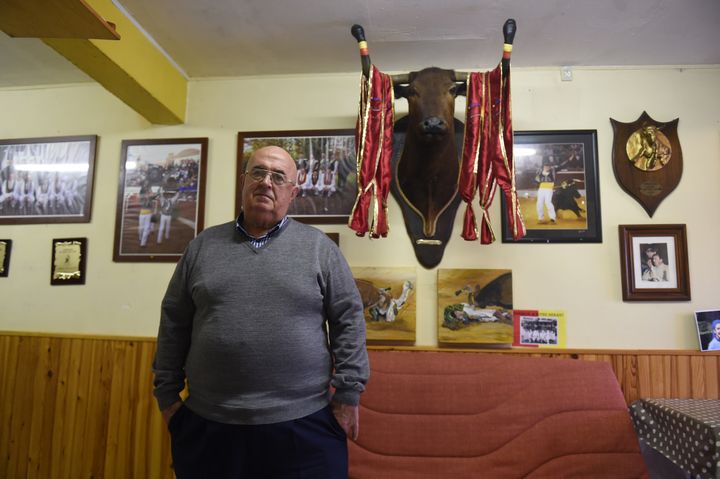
left=0, top=330, right=158, bottom=342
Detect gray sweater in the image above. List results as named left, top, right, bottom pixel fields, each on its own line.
left=152, top=219, right=369, bottom=425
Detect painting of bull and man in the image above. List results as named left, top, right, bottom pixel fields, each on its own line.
left=237, top=130, right=357, bottom=224
left=438, top=269, right=513, bottom=345
left=352, top=267, right=416, bottom=343
left=502, top=130, right=601, bottom=243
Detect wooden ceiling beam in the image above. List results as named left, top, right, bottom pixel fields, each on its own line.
left=0, top=0, right=187, bottom=125
left=0, top=0, right=119, bottom=39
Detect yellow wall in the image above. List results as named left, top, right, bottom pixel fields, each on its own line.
left=1, top=67, right=719, bottom=348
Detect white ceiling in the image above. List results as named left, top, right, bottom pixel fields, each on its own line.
left=1, top=0, right=719, bottom=88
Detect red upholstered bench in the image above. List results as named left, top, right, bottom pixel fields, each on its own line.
left=349, top=350, right=648, bottom=479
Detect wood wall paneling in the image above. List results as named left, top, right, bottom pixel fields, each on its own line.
left=0, top=333, right=717, bottom=478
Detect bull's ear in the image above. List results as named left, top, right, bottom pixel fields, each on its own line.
left=455, top=81, right=467, bottom=97
left=394, top=84, right=409, bottom=99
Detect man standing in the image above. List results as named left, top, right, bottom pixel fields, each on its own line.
left=153, top=146, right=369, bottom=478
left=534, top=159, right=557, bottom=224
left=157, top=188, right=179, bottom=245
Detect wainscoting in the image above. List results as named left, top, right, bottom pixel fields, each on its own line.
left=1, top=332, right=717, bottom=479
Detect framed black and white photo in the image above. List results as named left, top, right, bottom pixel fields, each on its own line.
left=501, top=130, right=601, bottom=243
left=619, top=224, right=690, bottom=301
left=236, top=130, right=356, bottom=224
left=0, top=135, right=97, bottom=224
left=113, top=138, right=208, bottom=262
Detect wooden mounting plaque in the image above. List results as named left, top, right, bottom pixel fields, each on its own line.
left=610, top=111, right=683, bottom=217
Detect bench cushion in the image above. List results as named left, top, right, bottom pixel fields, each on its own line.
left=349, top=350, right=648, bottom=478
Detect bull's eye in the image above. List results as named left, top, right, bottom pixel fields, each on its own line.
left=449, top=85, right=457, bottom=95
left=407, top=87, right=418, bottom=97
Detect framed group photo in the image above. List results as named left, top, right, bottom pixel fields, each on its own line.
left=113, top=138, right=208, bottom=262
left=618, top=224, right=690, bottom=301
left=501, top=130, right=601, bottom=243
left=236, top=130, right=356, bottom=224
left=0, top=135, right=97, bottom=224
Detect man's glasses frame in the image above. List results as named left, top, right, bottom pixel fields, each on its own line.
left=246, top=167, right=296, bottom=186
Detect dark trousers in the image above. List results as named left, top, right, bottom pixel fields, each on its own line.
left=169, top=404, right=348, bottom=479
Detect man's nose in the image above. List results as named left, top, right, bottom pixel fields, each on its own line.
left=259, top=172, right=273, bottom=186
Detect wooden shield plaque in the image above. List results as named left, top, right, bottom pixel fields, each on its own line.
left=610, top=111, right=682, bottom=217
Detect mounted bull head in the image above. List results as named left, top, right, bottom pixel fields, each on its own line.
left=350, top=20, right=516, bottom=268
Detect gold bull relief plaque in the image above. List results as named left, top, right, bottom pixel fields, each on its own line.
left=610, top=111, right=682, bottom=217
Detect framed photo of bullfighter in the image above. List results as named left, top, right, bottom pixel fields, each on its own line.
left=501, top=130, right=602, bottom=243
left=236, top=130, right=356, bottom=225
left=113, top=138, right=208, bottom=263
left=0, top=135, right=97, bottom=225
left=618, top=224, right=690, bottom=301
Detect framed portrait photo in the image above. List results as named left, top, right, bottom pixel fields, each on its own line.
left=694, top=309, right=720, bottom=352
left=501, top=130, right=602, bottom=243
left=51, top=237, right=87, bottom=285
left=113, top=138, right=208, bottom=262
left=236, top=130, right=356, bottom=224
left=0, top=135, right=97, bottom=224
left=618, top=224, right=690, bottom=301
left=0, top=239, right=11, bottom=277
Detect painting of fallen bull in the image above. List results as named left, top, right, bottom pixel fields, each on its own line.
left=437, top=269, right=513, bottom=345
left=351, top=267, right=416, bottom=344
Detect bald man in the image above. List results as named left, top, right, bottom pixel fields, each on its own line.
left=153, top=146, right=369, bottom=479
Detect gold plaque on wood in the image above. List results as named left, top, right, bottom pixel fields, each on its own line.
left=610, top=112, right=682, bottom=217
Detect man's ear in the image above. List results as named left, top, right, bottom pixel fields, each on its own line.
left=290, top=185, right=299, bottom=200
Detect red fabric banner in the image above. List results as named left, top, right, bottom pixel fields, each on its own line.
left=459, top=56, right=525, bottom=243
left=349, top=65, right=394, bottom=238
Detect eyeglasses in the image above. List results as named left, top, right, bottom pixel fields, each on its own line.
left=246, top=167, right=295, bottom=186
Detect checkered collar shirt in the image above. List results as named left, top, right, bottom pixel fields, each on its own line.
left=235, top=213, right=289, bottom=248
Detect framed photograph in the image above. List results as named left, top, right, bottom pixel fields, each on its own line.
left=512, top=309, right=566, bottom=348
left=694, top=309, right=720, bottom=352
left=113, top=138, right=208, bottom=262
left=0, top=135, right=97, bottom=224
left=501, top=130, right=601, bottom=243
left=618, top=224, right=690, bottom=301
left=236, top=130, right=356, bottom=224
left=0, top=239, right=11, bottom=277
left=51, top=237, right=87, bottom=285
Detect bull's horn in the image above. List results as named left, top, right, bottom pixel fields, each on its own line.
left=390, top=73, right=410, bottom=85
left=351, top=24, right=371, bottom=78
left=453, top=71, right=468, bottom=82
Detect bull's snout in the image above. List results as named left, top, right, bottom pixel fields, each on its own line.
left=420, top=116, right=448, bottom=136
